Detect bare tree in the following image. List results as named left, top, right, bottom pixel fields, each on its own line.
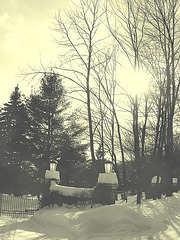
left=92, top=47, right=127, bottom=188
left=107, top=0, right=148, bottom=203
left=141, top=0, right=180, bottom=196
left=52, top=0, right=108, bottom=162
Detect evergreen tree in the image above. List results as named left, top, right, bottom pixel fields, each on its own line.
left=0, top=86, right=31, bottom=165
left=27, top=73, right=88, bottom=184
left=0, top=74, right=88, bottom=193
left=27, top=73, right=67, bottom=170
left=0, top=86, right=37, bottom=195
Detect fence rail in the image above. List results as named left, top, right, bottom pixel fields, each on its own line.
left=0, top=194, right=40, bottom=218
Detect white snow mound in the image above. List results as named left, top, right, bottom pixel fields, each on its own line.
left=34, top=192, right=180, bottom=240
left=34, top=204, right=151, bottom=239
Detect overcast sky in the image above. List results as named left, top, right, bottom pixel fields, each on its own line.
left=0, top=0, right=70, bottom=105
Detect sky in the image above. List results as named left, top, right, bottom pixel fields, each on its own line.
left=0, top=0, right=70, bottom=105
left=0, top=0, right=151, bottom=108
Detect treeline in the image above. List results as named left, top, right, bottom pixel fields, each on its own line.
left=0, top=73, right=91, bottom=196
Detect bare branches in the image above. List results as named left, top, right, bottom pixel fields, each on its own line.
left=106, top=0, right=146, bottom=70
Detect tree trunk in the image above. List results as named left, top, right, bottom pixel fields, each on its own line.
left=133, top=96, right=142, bottom=204
left=87, top=32, right=96, bottom=162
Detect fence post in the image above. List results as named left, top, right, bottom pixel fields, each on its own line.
left=0, top=194, right=2, bottom=215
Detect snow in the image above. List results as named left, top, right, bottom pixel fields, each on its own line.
left=97, top=173, right=118, bottom=185
left=45, top=170, right=60, bottom=181
left=50, top=181, right=95, bottom=197
left=1, top=192, right=180, bottom=239
left=0, top=216, right=52, bottom=240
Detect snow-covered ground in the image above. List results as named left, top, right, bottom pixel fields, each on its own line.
left=1, top=192, right=180, bottom=239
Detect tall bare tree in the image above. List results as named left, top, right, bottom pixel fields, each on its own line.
left=52, top=0, right=108, bottom=162
left=92, top=47, right=127, bottom=187
left=107, top=0, right=147, bottom=203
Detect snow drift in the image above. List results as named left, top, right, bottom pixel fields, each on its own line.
left=34, top=192, right=180, bottom=240
left=34, top=204, right=151, bottom=239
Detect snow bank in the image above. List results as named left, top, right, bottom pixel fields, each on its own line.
left=34, top=192, right=180, bottom=240
left=34, top=203, right=151, bottom=239
left=126, top=193, right=180, bottom=222
left=71, top=205, right=151, bottom=239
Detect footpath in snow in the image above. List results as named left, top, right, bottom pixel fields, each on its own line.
left=1, top=192, right=180, bottom=239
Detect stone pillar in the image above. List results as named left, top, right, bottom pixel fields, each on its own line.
left=94, top=173, right=118, bottom=205
left=45, top=170, right=60, bottom=184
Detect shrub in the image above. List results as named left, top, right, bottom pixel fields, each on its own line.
left=39, top=191, right=63, bottom=208
left=40, top=190, right=94, bottom=209
left=71, top=191, right=93, bottom=209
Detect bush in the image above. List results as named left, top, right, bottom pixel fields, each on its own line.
left=71, top=191, right=93, bottom=209
left=39, top=190, right=93, bottom=209
left=39, top=191, right=63, bottom=208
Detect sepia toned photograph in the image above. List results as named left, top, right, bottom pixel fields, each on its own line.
left=0, top=0, right=180, bottom=239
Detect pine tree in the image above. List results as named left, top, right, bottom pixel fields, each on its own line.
left=27, top=72, right=88, bottom=184
left=27, top=73, right=67, bottom=171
